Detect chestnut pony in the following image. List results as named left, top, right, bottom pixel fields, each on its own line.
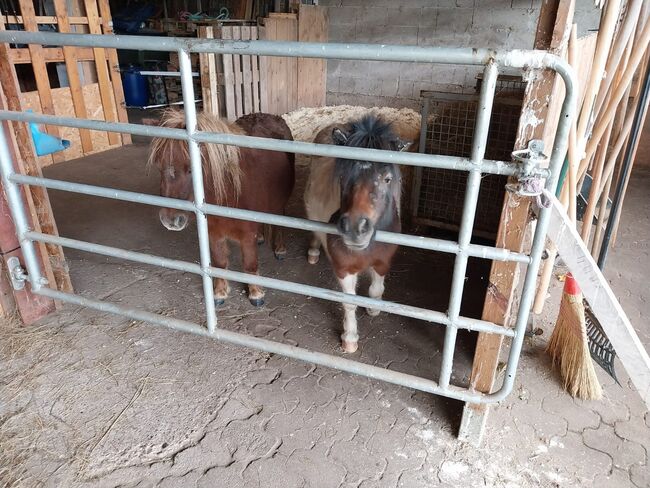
left=149, top=110, right=295, bottom=306
left=304, top=115, right=410, bottom=353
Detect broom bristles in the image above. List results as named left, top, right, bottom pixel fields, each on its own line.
left=546, top=275, right=603, bottom=400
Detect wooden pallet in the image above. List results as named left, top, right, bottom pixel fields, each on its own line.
left=196, top=7, right=327, bottom=120
left=1, top=0, right=129, bottom=167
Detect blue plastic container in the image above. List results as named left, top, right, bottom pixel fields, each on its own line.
left=122, top=68, right=148, bottom=107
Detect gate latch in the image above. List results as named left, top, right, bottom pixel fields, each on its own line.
left=506, top=140, right=552, bottom=208
left=7, top=256, right=27, bottom=291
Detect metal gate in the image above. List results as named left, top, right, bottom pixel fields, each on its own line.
left=0, top=31, right=575, bottom=404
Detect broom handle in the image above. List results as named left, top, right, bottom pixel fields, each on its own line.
left=593, top=0, right=645, bottom=117
left=532, top=25, right=580, bottom=315
left=579, top=19, right=650, bottom=181
left=576, top=0, right=622, bottom=149
left=580, top=119, right=614, bottom=245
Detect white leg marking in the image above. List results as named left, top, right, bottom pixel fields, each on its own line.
left=367, top=268, right=385, bottom=316
left=338, top=273, right=359, bottom=352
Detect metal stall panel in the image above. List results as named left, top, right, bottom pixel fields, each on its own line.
left=0, top=31, right=576, bottom=404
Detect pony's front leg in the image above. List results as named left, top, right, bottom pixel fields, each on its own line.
left=272, top=226, right=287, bottom=260
left=307, top=232, right=322, bottom=265
left=241, top=235, right=265, bottom=307
left=367, top=267, right=386, bottom=317
left=211, top=237, right=230, bottom=306
left=338, top=273, right=359, bottom=353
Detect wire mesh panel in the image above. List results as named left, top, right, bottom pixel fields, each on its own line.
left=413, top=76, right=526, bottom=237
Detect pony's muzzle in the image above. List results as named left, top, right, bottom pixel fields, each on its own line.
left=159, top=209, right=189, bottom=231
left=338, top=214, right=374, bottom=250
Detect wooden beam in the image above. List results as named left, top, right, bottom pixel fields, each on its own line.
left=18, top=0, right=64, bottom=164
left=9, top=47, right=95, bottom=64
left=297, top=5, right=328, bottom=108
left=83, top=0, right=120, bottom=146
left=0, top=37, right=72, bottom=295
left=198, top=26, right=220, bottom=115
left=3, top=15, right=94, bottom=24
left=97, top=0, right=131, bottom=145
left=53, top=0, right=94, bottom=154
left=458, top=0, right=575, bottom=446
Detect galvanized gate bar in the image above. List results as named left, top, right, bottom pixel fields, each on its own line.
left=25, top=231, right=515, bottom=337
left=9, top=174, right=530, bottom=264
left=0, top=30, right=576, bottom=405
left=439, top=62, right=499, bottom=388
left=0, top=110, right=545, bottom=177
left=178, top=49, right=218, bottom=333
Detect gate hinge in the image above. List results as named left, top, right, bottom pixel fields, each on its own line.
left=507, top=140, right=552, bottom=208
left=7, top=256, right=27, bottom=290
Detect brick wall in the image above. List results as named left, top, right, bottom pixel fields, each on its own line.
left=320, top=0, right=601, bottom=108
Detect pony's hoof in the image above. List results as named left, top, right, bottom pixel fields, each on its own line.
left=249, top=297, right=265, bottom=307
left=367, top=308, right=380, bottom=317
left=341, top=340, right=358, bottom=353
left=307, top=249, right=320, bottom=265
left=274, top=250, right=286, bottom=261
left=214, top=298, right=226, bottom=307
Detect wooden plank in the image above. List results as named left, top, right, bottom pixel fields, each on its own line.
left=21, top=84, right=114, bottom=165
left=53, top=0, right=93, bottom=154
left=546, top=197, right=650, bottom=408
left=98, top=0, right=131, bottom=145
left=3, top=15, right=92, bottom=24
left=18, top=0, right=62, bottom=165
left=231, top=26, right=244, bottom=118
left=297, top=5, right=328, bottom=108
left=0, top=22, right=72, bottom=294
left=258, top=26, right=270, bottom=113
left=198, top=26, right=219, bottom=115
left=241, top=26, right=254, bottom=115
left=458, top=0, right=575, bottom=446
left=250, top=26, right=261, bottom=112
left=9, top=47, right=95, bottom=64
left=83, top=0, right=120, bottom=146
left=286, top=14, right=298, bottom=113
left=221, top=27, right=237, bottom=121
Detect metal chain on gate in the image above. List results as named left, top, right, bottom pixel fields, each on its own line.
left=507, top=139, right=552, bottom=208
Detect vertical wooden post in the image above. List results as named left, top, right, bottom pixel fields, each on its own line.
left=458, top=0, right=575, bottom=445
left=0, top=26, right=73, bottom=295
left=98, top=0, right=132, bottom=145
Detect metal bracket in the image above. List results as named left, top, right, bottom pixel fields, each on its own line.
left=511, top=139, right=549, bottom=178
left=506, top=140, right=552, bottom=208
left=7, top=256, right=27, bottom=290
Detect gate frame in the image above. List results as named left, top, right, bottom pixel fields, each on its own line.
left=0, top=31, right=576, bottom=410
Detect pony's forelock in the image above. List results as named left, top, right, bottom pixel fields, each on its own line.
left=148, top=109, right=243, bottom=200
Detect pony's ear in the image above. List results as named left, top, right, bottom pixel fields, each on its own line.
left=394, top=139, right=412, bottom=152
left=332, top=127, right=349, bottom=145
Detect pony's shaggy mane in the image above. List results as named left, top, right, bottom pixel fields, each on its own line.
left=148, top=109, right=243, bottom=200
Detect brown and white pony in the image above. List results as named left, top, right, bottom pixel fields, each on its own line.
left=304, top=115, right=410, bottom=353
left=149, top=110, right=295, bottom=306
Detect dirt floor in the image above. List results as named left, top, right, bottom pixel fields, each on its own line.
left=1, top=113, right=650, bottom=487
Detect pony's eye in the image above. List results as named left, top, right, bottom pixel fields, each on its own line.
left=384, top=175, right=392, bottom=184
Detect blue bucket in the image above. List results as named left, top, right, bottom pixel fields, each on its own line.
left=122, top=68, right=148, bottom=107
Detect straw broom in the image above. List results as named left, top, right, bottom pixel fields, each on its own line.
left=546, top=273, right=602, bottom=400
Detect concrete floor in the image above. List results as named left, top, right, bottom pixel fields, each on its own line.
left=1, top=126, right=650, bottom=487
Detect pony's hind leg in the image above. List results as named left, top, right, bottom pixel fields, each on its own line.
left=272, top=226, right=287, bottom=260
left=367, top=267, right=386, bottom=317
left=307, top=233, right=322, bottom=265
left=338, top=273, right=359, bottom=353
left=241, top=234, right=265, bottom=307
left=211, top=238, right=230, bottom=306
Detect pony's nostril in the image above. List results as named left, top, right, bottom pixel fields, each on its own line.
left=358, top=218, right=370, bottom=235
left=338, top=216, right=351, bottom=234
left=174, top=215, right=187, bottom=228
